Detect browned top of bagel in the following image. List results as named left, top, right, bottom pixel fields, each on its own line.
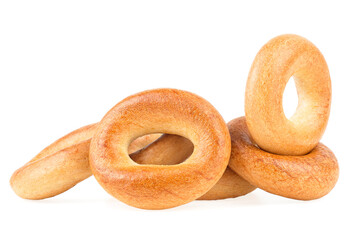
left=229, top=117, right=339, bottom=200
left=89, top=88, right=231, bottom=209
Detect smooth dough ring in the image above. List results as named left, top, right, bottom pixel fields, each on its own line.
left=89, top=88, right=231, bottom=209
left=245, top=34, right=331, bottom=155
left=228, top=117, right=339, bottom=200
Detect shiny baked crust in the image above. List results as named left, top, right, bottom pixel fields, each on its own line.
left=245, top=34, right=331, bottom=155
left=228, top=117, right=339, bottom=200
left=89, top=88, right=231, bottom=209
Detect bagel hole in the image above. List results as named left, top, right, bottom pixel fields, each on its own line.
left=283, top=76, right=299, bottom=119
left=129, top=134, right=194, bottom=165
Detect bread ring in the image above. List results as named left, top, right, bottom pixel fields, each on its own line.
left=131, top=134, right=256, bottom=200
left=245, top=34, right=331, bottom=155
left=228, top=117, right=339, bottom=200
left=10, top=123, right=161, bottom=200
left=89, top=88, right=231, bottom=209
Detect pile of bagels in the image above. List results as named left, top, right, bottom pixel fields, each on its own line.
left=10, top=34, right=339, bottom=210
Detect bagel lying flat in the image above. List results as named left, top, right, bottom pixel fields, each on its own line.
left=228, top=117, right=339, bottom=200
left=89, top=88, right=232, bottom=209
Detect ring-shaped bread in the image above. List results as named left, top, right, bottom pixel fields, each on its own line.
left=228, top=117, right=339, bottom=200
left=245, top=34, right=331, bottom=155
left=89, top=88, right=231, bottom=209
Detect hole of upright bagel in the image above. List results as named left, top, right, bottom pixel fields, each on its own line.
left=283, top=76, right=299, bottom=119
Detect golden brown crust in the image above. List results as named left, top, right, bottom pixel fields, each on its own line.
left=245, top=34, right=331, bottom=155
left=228, top=117, right=339, bottom=200
left=29, top=123, right=98, bottom=163
left=10, top=140, right=92, bottom=200
left=10, top=125, right=160, bottom=200
left=197, top=167, right=256, bottom=200
left=89, top=88, right=231, bottom=209
left=128, top=134, right=162, bottom=154
left=130, top=134, right=193, bottom=165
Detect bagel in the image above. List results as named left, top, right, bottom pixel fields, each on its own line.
left=10, top=123, right=161, bottom=200
left=131, top=134, right=256, bottom=200
left=245, top=34, right=331, bottom=155
left=228, top=117, right=339, bottom=200
left=89, top=88, right=231, bottom=209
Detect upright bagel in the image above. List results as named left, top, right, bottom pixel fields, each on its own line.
left=89, top=88, right=231, bottom=209
left=228, top=117, right=339, bottom=200
left=10, top=123, right=161, bottom=200
left=245, top=34, right=331, bottom=155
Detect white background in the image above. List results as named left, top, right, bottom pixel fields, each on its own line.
left=1, top=1, right=349, bottom=239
